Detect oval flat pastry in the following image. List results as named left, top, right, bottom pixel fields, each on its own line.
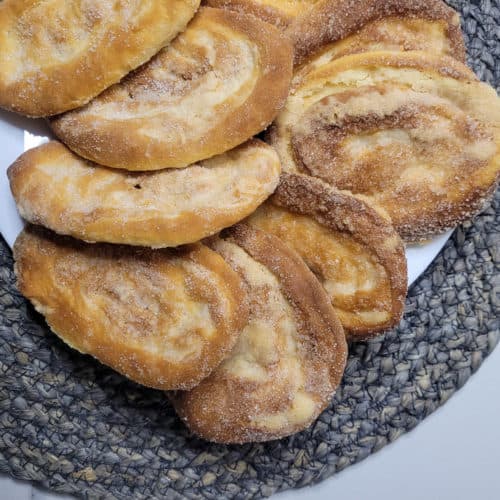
left=0, top=0, right=200, bottom=117
left=13, top=226, right=248, bottom=390
left=289, top=0, right=465, bottom=67
left=50, top=7, right=293, bottom=171
left=171, top=225, right=347, bottom=443
left=269, top=51, right=500, bottom=241
left=205, top=0, right=321, bottom=29
left=247, top=174, right=407, bottom=339
left=8, top=140, right=281, bottom=248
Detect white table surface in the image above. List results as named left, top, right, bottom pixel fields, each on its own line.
left=1, top=341, right=498, bottom=500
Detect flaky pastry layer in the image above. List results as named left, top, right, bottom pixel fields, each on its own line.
left=204, top=0, right=321, bottom=29
left=8, top=140, right=281, bottom=247
left=13, top=226, right=248, bottom=390
left=269, top=51, right=500, bottom=241
left=248, top=173, right=407, bottom=338
left=171, top=225, right=347, bottom=443
left=51, top=7, right=293, bottom=170
left=288, top=0, right=465, bottom=67
left=0, top=0, right=200, bottom=116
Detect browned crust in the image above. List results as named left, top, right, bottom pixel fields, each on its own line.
left=268, top=51, right=498, bottom=242
left=398, top=178, right=500, bottom=242
left=171, top=224, right=347, bottom=443
left=0, top=0, right=200, bottom=117
left=266, top=173, right=408, bottom=339
left=288, top=0, right=466, bottom=66
left=50, top=7, right=293, bottom=170
left=268, top=51, right=478, bottom=175
left=285, top=94, right=499, bottom=243
left=288, top=50, right=478, bottom=104
left=7, top=139, right=281, bottom=248
left=13, top=225, right=249, bottom=391
left=226, top=226, right=346, bottom=364
left=204, top=0, right=297, bottom=28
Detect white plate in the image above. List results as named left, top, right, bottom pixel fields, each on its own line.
left=0, top=110, right=452, bottom=284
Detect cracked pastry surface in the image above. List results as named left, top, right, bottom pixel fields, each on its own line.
left=171, top=224, right=347, bottom=443
left=13, top=226, right=248, bottom=390
left=289, top=0, right=465, bottom=67
left=268, top=51, right=500, bottom=241
left=0, top=0, right=200, bottom=117
left=8, top=139, right=281, bottom=248
left=204, top=0, right=321, bottom=29
left=51, top=7, right=293, bottom=171
left=247, top=173, right=407, bottom=339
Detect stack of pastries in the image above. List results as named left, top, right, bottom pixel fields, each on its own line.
left=2, top=0, right=499, bottom=444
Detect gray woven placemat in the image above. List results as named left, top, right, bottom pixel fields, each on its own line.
left=0, top=1, right=499, bottom=498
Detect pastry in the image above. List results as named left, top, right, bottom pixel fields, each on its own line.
left=13, top=226, right=248, bottom=390
left=204, top=0, right=321, bottom=29
left=171, top=224, right=347, bottom=443
left=289, top=0, right=465, bottom=67
left=268, top=51, right=500, bottom=241
left=50, top=7, right=293, bottom=171
left=247, top=173, right=407, bottom=339
left=0, top=0, right=200, bottom=117
left=8, top=139, right=281, bottom=248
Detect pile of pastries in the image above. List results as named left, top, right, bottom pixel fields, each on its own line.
left=2, top=0, right=499, bottom=444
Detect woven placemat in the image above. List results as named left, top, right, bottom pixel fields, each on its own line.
left=0, top=1, right=499, bottom=498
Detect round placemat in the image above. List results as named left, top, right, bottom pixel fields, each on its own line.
left=0, top=1, right=499, bottom=498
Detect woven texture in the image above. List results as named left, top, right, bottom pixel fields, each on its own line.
left=0, top=1, right=499, bottom=498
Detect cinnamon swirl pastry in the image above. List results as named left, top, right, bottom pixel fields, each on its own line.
left=171, top=225, right=347, bottom=443
left=269, top=51, right=500, bottom=241
left=50, top=7, right=293, bottom=171
left=289, top=0, right=465, bottom=67
left=8, top=140, right=280, bottom=248
left=0, top=0, right=200, bottom=117
left=204, top=0, right=321, bottom=29
left=247, top=174, right=407, bottom=339
left=13, top=226, right=248, bottom=390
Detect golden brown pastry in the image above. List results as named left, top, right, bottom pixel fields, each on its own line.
left=8, top=140, right=281, bottom=248
left=204, top=0, right=321, bottom=29
left=247, top=173, right=407, bottom=339
left=13, top=226, right=248, bottom=390
left=268, top=51, right=500, bottom=241
left=289, top=0, right=465, bottom=67
left=0, top=0, right=200, bottom=117
left=171, top=225, right=347, bottom=443
left=50, top=7, right=293, bottom=171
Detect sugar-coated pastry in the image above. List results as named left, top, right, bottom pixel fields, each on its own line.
left=13, top=226, right=248, bottom=390
left=247, top=173, right=407, bottom=339
left=289, top=0, right=465, bottom=67
left=204, top=0, right=321, bottom=29
left=8, top=140, right=281, bottom=248
left=50, top=7, right=293, bottom=171
left=171, top=224, right=347, bottom=443
left=0, top=0, right=200, bottom=117
left=268, top=51, right=500, bottom=241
